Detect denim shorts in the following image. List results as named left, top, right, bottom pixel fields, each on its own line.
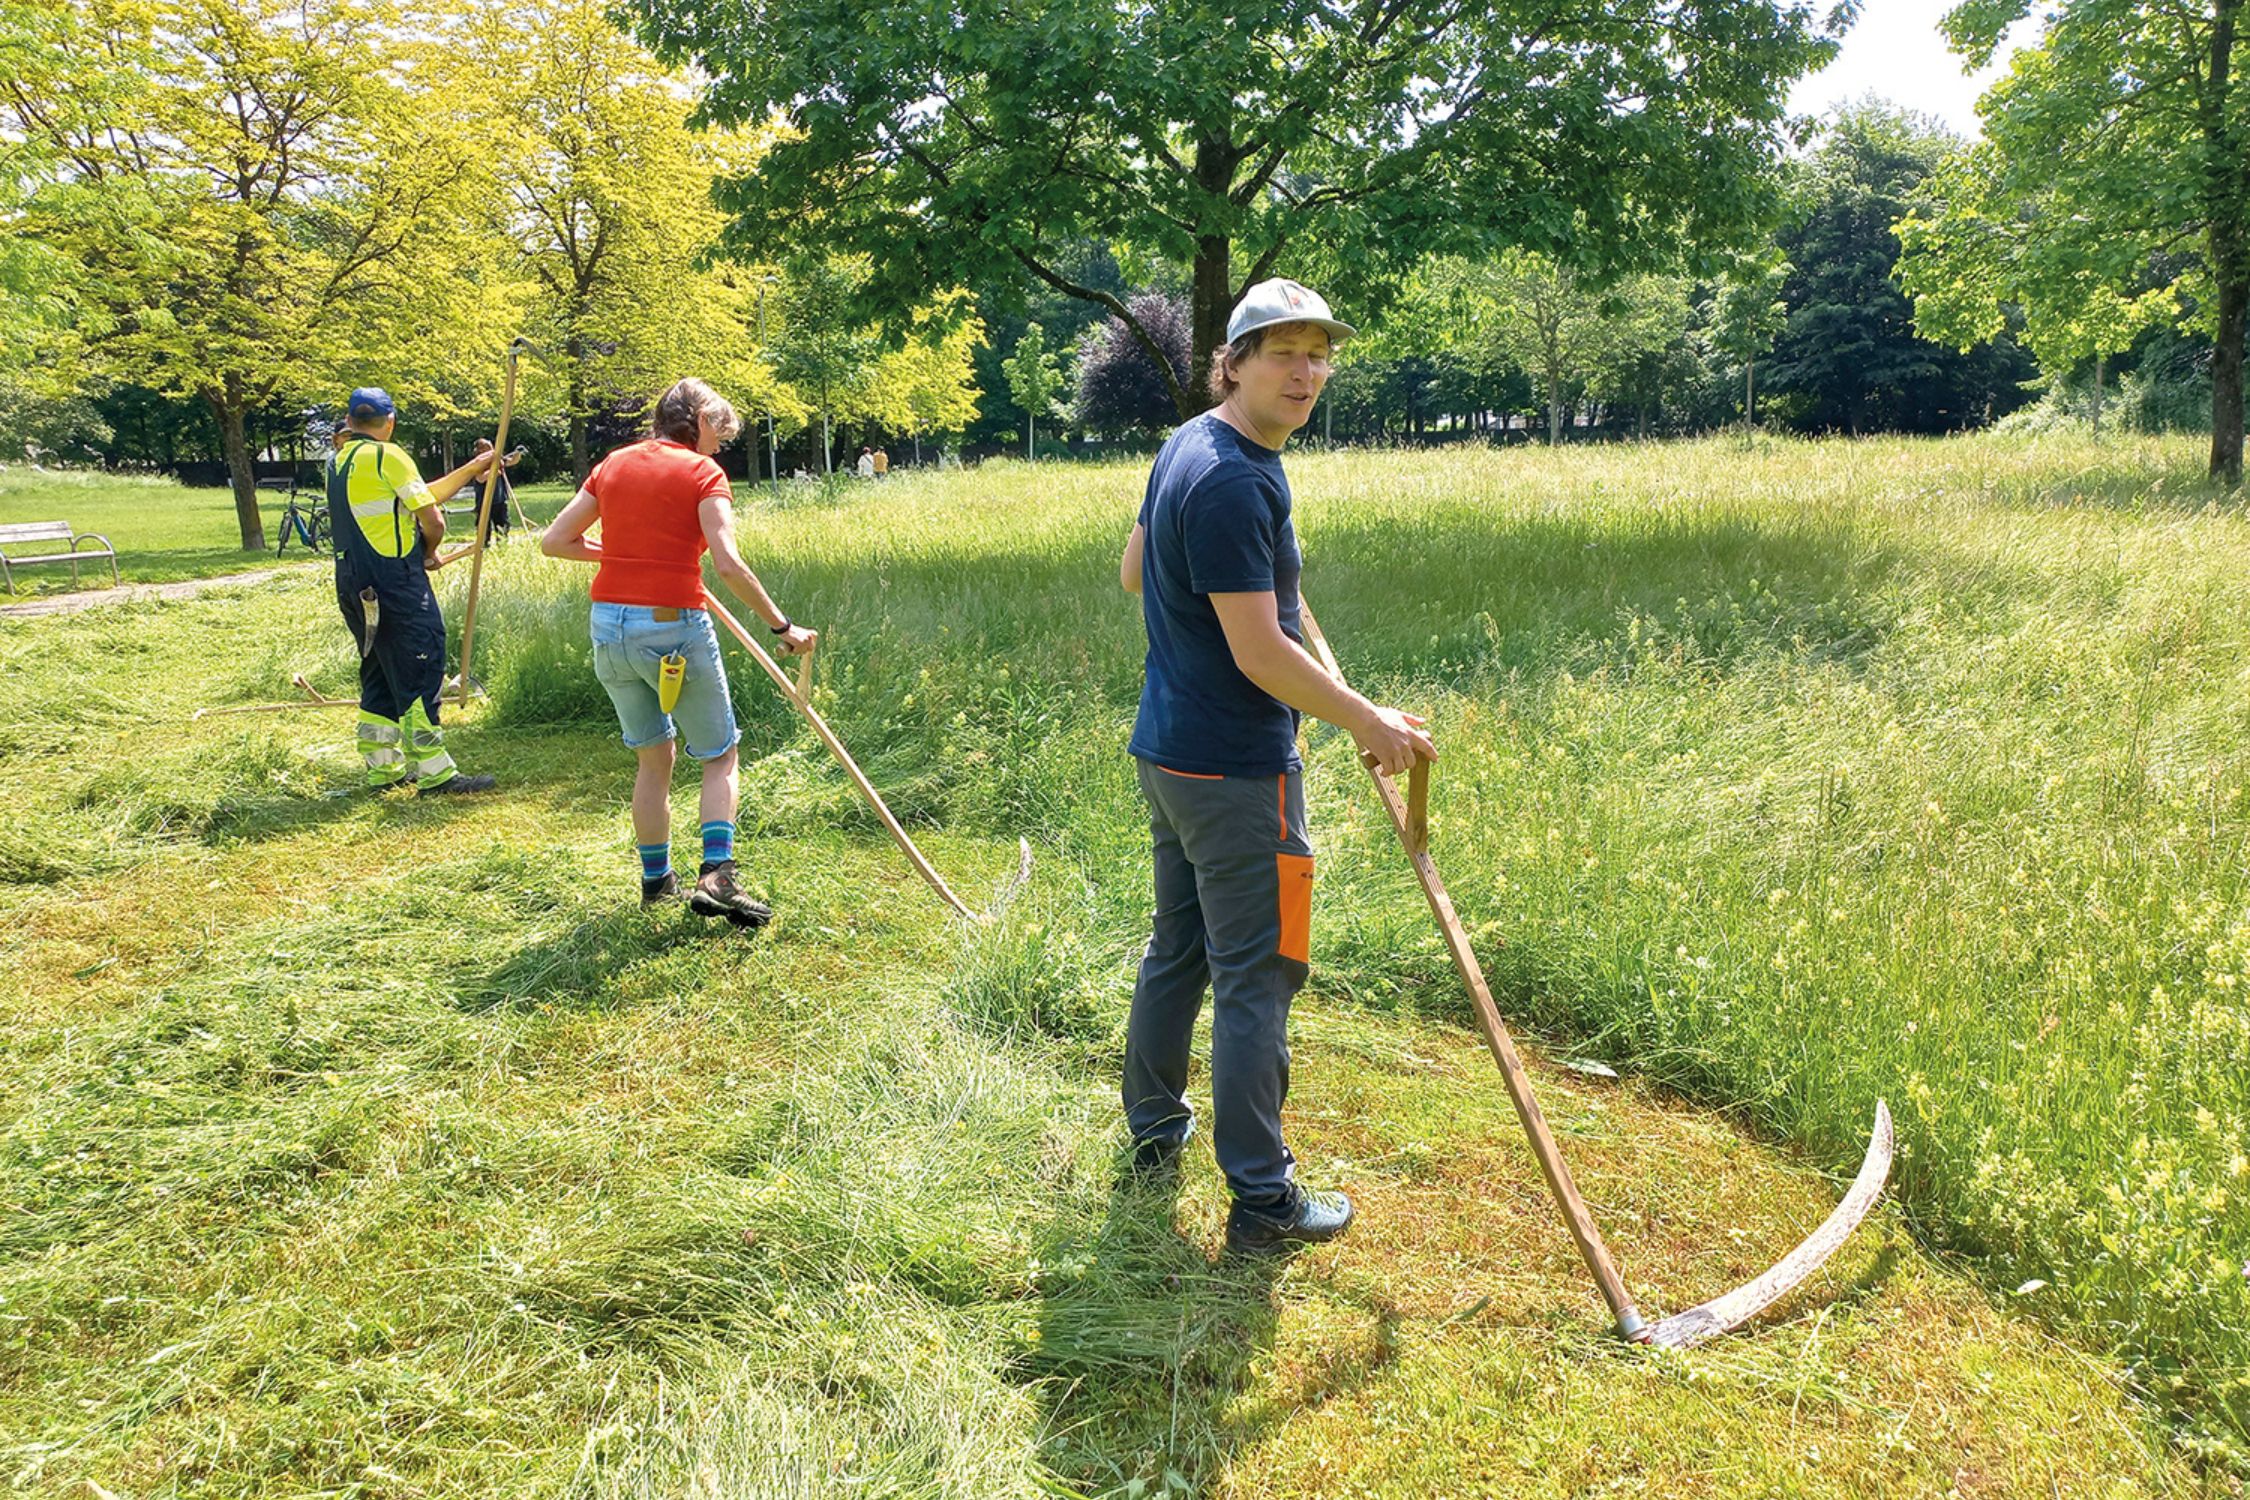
left=590, top=602, right=739, bottom=759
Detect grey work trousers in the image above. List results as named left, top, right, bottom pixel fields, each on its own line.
left=1121, top=757, right=1315, bottom=1209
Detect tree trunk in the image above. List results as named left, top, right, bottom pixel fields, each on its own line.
left=2091, top=352, right=2105, bottom=439
left=2204, top=0, right=2244, bottom=482
left=1546, top=360, right=1563, bottom=446
left=1746, top=358, right=1757, bottom=433
left=2213, top=271, right=2247, bottom=485
left=822, top=412, right=833, bottom=476
left=1187, top=234, right=1231, bottom=421
left=210, top=393, right=265, bottom=551
left=1026, top=415, right=1035, bottom=461
left=567, top=331, right=593, bottom=482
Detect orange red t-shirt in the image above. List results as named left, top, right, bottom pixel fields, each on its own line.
left=585, top=439, right=730, bottom=608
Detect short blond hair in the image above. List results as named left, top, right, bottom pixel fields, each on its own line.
left=651, top=378, right=741, bottom=446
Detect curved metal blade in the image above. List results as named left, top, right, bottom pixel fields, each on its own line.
left=1641, top=1100, right=1895, bottom=1349
left=986, top=837, right=1036, bottom=918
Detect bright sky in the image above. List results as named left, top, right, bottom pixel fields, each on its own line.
left=1786, top=0, right=2045, bottom=138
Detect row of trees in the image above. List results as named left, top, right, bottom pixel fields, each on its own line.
left=0, top=0, right=986, bottom=546
left=991, top=99, right=2225, bottom=453
left=638, top=0, right=2242, bottom=483
left=6, top=0, right=2240, bottom=519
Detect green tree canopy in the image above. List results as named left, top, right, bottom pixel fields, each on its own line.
left=1, top=0, right=500, bottom=547
left=637, top=0, right=1840, bottom=422
left=1002, top=323, right=1065, bottom=460
left=1461, top=252, right=1693, bottom=444
left=1765, top=103, right=2034, bottom=435
left=1897, top=0, right=2247, bottom=481
left=453, top=0, right=785, bottom=479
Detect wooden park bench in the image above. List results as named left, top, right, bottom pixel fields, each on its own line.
left=0, top=520, right=120, bottom=593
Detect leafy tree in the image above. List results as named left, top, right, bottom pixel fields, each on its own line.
left=1002, top=323, right=1064, bottom=460
left=1472, top=252, right=1693, bottom=444
left=1074, top=293, right=1191, bottom=438
left=1711, top=256, right=1793, bottom=430
left=640, top=0, right=1839, bottom=421
left=0, top=0, right=494, bottom=548
left=868, top=294, right=987, bottom=464
left=454, top=0, right=774, bottom=479
left=0, top=132, right=96, bottom=460
left=1766, top=103, right=2035, bottom=435
left=774, top=257, right=882, bottom=476
left=962, top=239, right=1132, bottom=450
left=1899, top=137, right=2179, bottom=437
left=1902, top=0, right=2248, bottom=482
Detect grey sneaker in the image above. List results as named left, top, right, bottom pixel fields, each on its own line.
left=1225, top=1186, right=1355, bottom=1255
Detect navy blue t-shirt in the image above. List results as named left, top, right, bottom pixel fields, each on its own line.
left=1128, top=412, right=1303, bottom=776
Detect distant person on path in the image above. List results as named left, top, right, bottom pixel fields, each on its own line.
left=872, top=447, right=889, bottom=478
left=540, top=378, right=816, bottom=928
left=328, top=386, right=499, bottom=795
left=856, top=446, right=876, bottom=480
left=1117, top=278, right=1434, bottom=1254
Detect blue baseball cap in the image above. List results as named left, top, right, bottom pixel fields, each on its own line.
left=347, top=387, right=396, bottom=422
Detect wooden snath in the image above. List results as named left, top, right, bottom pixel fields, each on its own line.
left=703, top=592, right=1031, bottom=923
left=451, top=337, right=530, bottom=708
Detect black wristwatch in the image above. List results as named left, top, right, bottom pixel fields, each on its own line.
left=769, top=615, right=792, bottom=635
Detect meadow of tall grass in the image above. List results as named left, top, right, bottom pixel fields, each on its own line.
left=461, top=431, right=2250, bottom=1457
left=1, top=429, right=2243, bottom=1492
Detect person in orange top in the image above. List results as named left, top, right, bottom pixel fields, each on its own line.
left=542, top=378, right=816, bottom=926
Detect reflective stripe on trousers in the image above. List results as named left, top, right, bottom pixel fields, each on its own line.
left=404, top=699, right=456, bottom=785
left=358, top=711, right=407, bottom=786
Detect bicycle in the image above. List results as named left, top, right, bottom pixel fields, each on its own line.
left=269, top=477, right=328, bottom=556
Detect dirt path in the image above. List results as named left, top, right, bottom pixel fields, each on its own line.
left=1, top=565, right=306, bottom=620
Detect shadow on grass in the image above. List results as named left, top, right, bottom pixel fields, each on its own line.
left=1028, top=1165, right=1292, bottom=1492
left=457, top=906, right=728, bottom=1014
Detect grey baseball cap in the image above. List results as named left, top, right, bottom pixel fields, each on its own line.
left=1226, top=278, right=1356, bottom=346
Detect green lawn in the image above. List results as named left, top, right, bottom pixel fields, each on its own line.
left=0, top=468, right=580, bottom=595
left=0, top=434, right=2240, bottom=1495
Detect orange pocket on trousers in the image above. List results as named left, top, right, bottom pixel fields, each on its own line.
left=1277, top=852, right=1314, bottom=966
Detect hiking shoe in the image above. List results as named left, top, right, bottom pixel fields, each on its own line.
left=1225, top=1185, right=1355, bottom=1255
left=641, top=871, right=679, bottom=908
left=418, top=772, right=496, bottom=796
left=690, top=860, right=772, bottom=929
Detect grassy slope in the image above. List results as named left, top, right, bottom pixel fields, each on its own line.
left=0, top=435, right=2229, bottom=1495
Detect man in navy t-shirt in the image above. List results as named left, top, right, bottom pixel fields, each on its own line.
left=1118, top=278, right=1436, bottom=1254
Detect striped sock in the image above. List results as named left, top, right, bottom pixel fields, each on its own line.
left=701, top=820, right=735, bottom=866
left=639, top=843, right=672, bottom=883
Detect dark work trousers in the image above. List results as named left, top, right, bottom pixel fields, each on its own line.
left=1122, top=758, right=1315, bottom=1210
left=334, top=549, right=447, bottom=723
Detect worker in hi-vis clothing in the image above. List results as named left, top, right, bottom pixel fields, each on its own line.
left=328, top=386, right=498, bottom=794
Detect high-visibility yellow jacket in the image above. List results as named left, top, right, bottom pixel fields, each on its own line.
left=329, top=439, right=438, bottom=559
